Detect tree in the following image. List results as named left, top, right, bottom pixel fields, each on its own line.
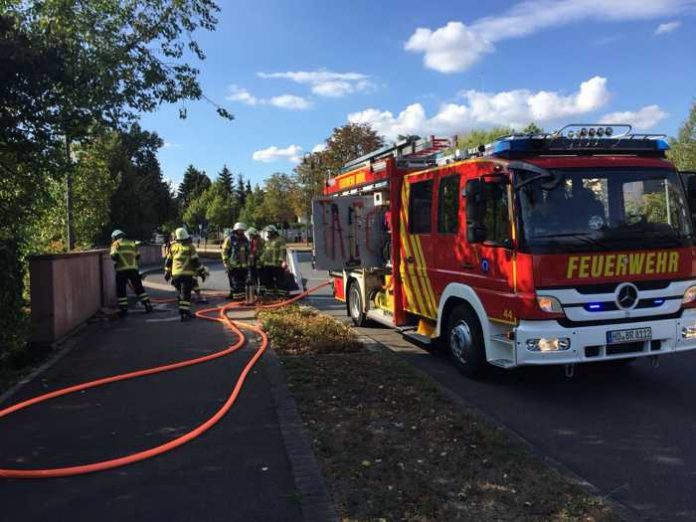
left=245, top=180, right=253, bottom=197
left=323, top=122, right=384, bottom=172
left=520, top=123, right=544, bottom=134
left=261, top=173, right=298, bottom=226
left=217, top=165, right=234, bottom=195
left=454, top=127, right=514, bottom=152
left=239, top=185, right=267, bottom=228
left=235, top=174, right=247, bottom=208
left=178, top=165, right=211, bottom=210
left=108, top=124, right=178, bottom=241
left=669, top=101, right=696, bottom=171
left=4, top=1, right=231, bottom=250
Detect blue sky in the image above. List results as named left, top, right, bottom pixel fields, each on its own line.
left=138, top=0, right=696, bottom=189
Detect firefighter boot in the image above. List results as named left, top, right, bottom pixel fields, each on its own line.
left=144, top=301, right=154, bottom=313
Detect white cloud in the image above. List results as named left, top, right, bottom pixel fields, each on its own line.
left=405, top=0, right=693, bottom=72
left=258, top=70, right=375, bottom=97
left=599, top=104, right=668, bottom=130
left=162, top=142, right=180, bottom=149
left=349, top=76, right=610, bottom=140
left=252, top=145, right=303, bottom=163
left=227, top=85, right=259, bottom=105
left=268, top=94, right=312, bottom=110
left=226, top=85, right=311, bottom=110
left=655, top=20, right=681, bottom=34
left=312, top=143, right=328, bottom=153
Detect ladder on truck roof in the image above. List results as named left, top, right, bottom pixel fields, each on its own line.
left=340, top=135, right=452, bottom=173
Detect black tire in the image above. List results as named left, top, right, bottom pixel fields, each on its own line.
left=445, top=304, right=489, bottom=379
left=347, top=281, right=367, bottom=327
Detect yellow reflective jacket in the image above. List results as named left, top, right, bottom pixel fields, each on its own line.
left=260, top=236, right=286, bottom=267
left=110, top=238, right=140, bottom=272
left=165, top=242, right=201, bottom=277
left=221, top=234, right=250, bottom=269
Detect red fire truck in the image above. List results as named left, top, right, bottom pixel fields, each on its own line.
left=312, top=125, right=696, bottom=378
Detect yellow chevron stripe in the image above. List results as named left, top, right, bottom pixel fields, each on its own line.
left=402, top=180, right=437, bottom=319
left=410, top=235, right=438, bottom=318
left=399, top=210, right=428, bottom=316
left=400, top=182, right=436, bottom=318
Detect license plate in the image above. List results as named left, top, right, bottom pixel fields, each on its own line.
left=606, top=327, right=652, bottom=345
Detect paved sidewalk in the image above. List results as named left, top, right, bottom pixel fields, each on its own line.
left=0, top=289, right=306, bottom=522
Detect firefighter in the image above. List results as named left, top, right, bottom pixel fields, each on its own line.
left=110, top=230, right=153, bottom=318
left=221, top=222, right=250, bottom=300
left=260, top=225, right=288, bottom=298
left=164, top=227, right=207, bottom=321
left=247, top=227, right=264, bottom=293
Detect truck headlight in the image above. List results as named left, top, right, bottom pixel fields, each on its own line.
left=526, top=337, right=571, bottom=352
left=683, top=285, right=696, bottom=305
left=537, top=296, right=563, bottom=313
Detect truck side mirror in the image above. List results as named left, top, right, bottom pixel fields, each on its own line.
left=465, top=179, right=487, bottom=243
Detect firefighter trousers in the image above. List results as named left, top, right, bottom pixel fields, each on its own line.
left=227, top=267, right=247, bottom=299
left=116, top=269, right=150, bottom=312
left=173, top=275, right=194, bottom=314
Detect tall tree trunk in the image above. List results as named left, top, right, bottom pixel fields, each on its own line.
left=65, top=136, right=75, bottom=251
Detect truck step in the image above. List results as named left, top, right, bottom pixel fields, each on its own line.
left=402, top=331, right=434, bottom=348
left=366, top=309, right=396, bottom=328
left=490, top=333, right=514, bottom=346
left=489, top=358, right=515, bottom=369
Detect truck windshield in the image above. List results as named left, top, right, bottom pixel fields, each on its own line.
left=518, top=168, right=694, bottom=253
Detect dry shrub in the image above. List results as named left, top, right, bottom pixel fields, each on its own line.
left=258, top=306, right=362, bottom=355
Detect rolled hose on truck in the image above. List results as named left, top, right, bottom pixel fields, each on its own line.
left=0, top=281, right=330, bottom=479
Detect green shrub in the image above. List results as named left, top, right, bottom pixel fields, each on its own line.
left=258, top=306, right=362, bottom=355
left=0, top=239, right=30, bottom=363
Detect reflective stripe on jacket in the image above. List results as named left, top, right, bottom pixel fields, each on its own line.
left=110, top=239, right=139, bottom=272
left=260, top=237, right=286, bottom=267
left=165, top=242, right=201, bottom=277
left=221, top=234, right=250, bottom=268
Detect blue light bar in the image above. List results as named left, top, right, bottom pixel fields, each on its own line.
left=656, top=140, right=669, bottom=151
left=587, top=303, right=602, bottom=311
left=481, top=134, right=669, bottom=159
left=653, top=299, right=665, bottom=305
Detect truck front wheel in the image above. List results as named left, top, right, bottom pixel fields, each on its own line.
left=446, top=305, right=489, bottom=379
left=348, top=281, right=367, bottom=327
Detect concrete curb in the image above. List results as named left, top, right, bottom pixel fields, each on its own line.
left=265, top=348, right=339, bottom=522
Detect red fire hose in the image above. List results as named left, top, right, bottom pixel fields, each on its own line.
left=0, top=281, right=330, bottom=479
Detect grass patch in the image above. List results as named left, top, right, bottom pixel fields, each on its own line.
left=275, top=309, right=616, bottom=521
left=258, top=305, right=362, bottom=355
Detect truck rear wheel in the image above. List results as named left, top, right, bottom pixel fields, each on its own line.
left=348, top=281, right=367, bottom=327
left=446, top=305, right=489, bottom=379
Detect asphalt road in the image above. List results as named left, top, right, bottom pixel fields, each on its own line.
left=1, top=283, right=302, bottom=522
left=276, top=251, right=696, bottom=521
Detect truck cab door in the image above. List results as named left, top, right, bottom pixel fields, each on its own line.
left=464, top=175, right=519, bottom=325
left=679, top=172, right=696, bottom=226
left=400, top=173, right=437, bottom=320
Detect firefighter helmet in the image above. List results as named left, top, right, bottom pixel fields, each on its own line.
left=247, top=227, right=258, bottom=236
left=233, top=222, right=247, bottom=232
left=264, top=224, right=278, bottom=235
left=175, top=227, right=189, bottom=240
left=111, top=229, right=125, bottom=239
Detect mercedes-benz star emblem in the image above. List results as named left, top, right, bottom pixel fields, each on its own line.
left=616, top=283, right=639, bottom=310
